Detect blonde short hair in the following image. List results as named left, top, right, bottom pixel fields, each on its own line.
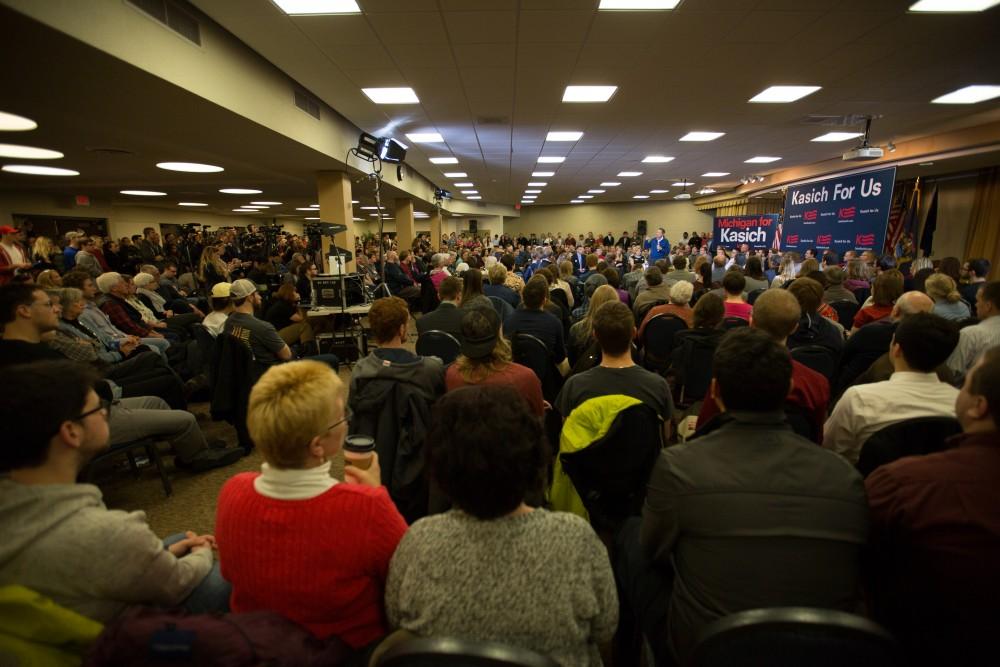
left=247, top=360, right=345, bottom=469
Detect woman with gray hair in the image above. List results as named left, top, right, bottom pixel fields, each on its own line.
left=637, top=280, right=694, bottom=339
left=429, top=253, right=450, bottom=291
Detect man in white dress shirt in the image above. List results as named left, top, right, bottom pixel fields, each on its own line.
left=947, top=282, right=1000, bottom=381
left=824, top=312, right=961, bottom=465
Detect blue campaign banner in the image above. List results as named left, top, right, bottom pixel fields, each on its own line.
left=782, top=167, right=896, bottom=254
left=713, top=214, right=780, bottom=250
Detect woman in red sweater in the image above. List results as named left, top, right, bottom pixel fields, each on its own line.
left=851, top=269, right=904, bottom=332
left=215, top=360, right=407, bottom=651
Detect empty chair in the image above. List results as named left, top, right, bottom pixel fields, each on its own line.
left=415, top=330, right=461, bottom=365
left=747, top=288, right=767, bottom=305
left=377, top=636, right=559, bottom=667
left=790, top=344, right=838, bottom=381
left=641, top=313, right=688, bottom=374
left=691, top=607, right=900, bottom=667
left=828, top=300, right=860, bottom=328
left=857, top=416, right=961, bottom=478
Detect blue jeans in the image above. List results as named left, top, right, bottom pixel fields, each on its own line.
left=141, top=336, right=171, bottom=357
left=162, top=533, right=231, bottom=614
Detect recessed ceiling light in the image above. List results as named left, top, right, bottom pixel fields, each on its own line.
left=702, top=172, right=730, bottom=177
left=296, top=207, right=317, bottom=211
left=672, top=181, right=694, bottom=187
left=0, top=111, right=37, bottom=131
left=219, top=188, right=262, bottom=194
left=633, top=195, right=650, bottom=199
left=461, top=190, right=478, bottom=194
left=527, top=182, right=548, bottom=187
left=369, top=213, right=380, bottom=216
left=812, top=132, right=865, bottom=142
left=429, top=157, right=458, bottom=164
left=251, top=201, right=283, bottom=205
left=571, top=199, right=585, bottom=204
left=532, top=171, right=555, bottom=177
left=642, top=155, right=674, bottom=163
left=524, top=190, right=542, bottom=194
left=233, top=208, right=256, bottom=212
left=120, top=190, right=166, bottom=196
left=351, top=200, right=359, bottom=204
left=305, top=217, right=321, bottom=220
left=522, top=196, right=537, bottom=200
left=0, top=144, right=63, bottom=159
left=599, top=0, right=681, bottom=8
left=749, top=85, right=821, bottom=103
left=406, top=132, right=444, bottom=143
left=680, top=131, right=725, bottom=142
left=353, top=217, right=364, bottom=221
left=360, top=206, right=379, bottom=210
left=932, top=85, right=1000, bottom=104
left=156, top=161, right=224, bottom=173
left=919, top=161, right=935, bottom=166
left=272, top=0, right=360, bottom=15
left=745, top=156, right=782, bottom=163
left=521, top=200, right=533, bottom=204
left=910, top=0, right=1000, bottom=11
left=362, top=87, right=419, bottom=104
left=546, top=131, right=583, bottom=141
left=578, top=195, right=594, bottom=199
left=467, top=195, right=482, bottom=200
left=650, top=189, right=669, bottom=194
left=454, top=182, right=474, bottom=187
left=2, top=164, right=78, bottom=176
left=618, top=171, right=642, bottom=177
left=562, top=85, right=618, bottom=103
left=444, top=172, right=467, bottom=178
left=537, top=156, right=565, bottom=163
left=244, top=205, right=269, bottom=209
left=588, top=189, right=606, bottom=194
left=601, top=181, right=621, bottom=187
left=178, top=202, right=208, bottom=207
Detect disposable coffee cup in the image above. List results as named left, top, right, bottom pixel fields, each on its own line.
left=343, top=435, right=376, bottom=470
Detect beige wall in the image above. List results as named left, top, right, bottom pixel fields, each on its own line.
left=919, top=175, right=976, bottom=260
left=512, top=200, right=713, bottom=241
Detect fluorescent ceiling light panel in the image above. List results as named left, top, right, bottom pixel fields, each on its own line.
left=562, top=86, right=618, bottom=103
left=444, top=172, right=467, bottom=178
left=296, top=207, right=317, bottom=211
left=599, top=0, right=681, bottom=9
left=429, top=157, right=458, bottom=164
left=461, top=190, right=478, bottom=194
left=453, top=182, right=473, bottom=187
left=633, top=195, right=650, bottom=199
left=304, top=217, right=321, bottom=220
left=588, top=189, right=605, bottom=194
left=251, top=201, right=282, bottom=205
left=0, top=144, right=62, bottom=159
left=527, top=182, right=548, bottom=187
left=698, top=188, right=717, bottom=194
left=618, top=171, right=642, bottom=177
left=537, top=156, right=565, bottom=163
left=522, top=196, right=537, bottom=200
left=571, top=199, right=584, bottom=204
left=405, top=132, right=443, bottom=143
left=219, top=188, right=262, bottom=194
left=811, top=132, right=865, bottom=142
left=532, top=171, right=555, bottom=177
left=578, top=195, right=594, bottom=199
left=273, top=0, right=360, bottom=15
left=524, top=190, right=542, bottom=194
left=910, top=0, right=1000, bottom=11
left=0, top=111, right=37, bottom=131
left=157, top=161, right=224, bottom=173
left=702, top=172, right=730, bottom=177
left=680, top=131, right=725, bottom=141
left=642, top=155, right=674, bottom=163
left=749, top=85, right=821, bottom=103
left=466, top=196, right=482, bottom=200
left=2, top=164, right=78, bottom=176
left=233, top=209, right=256, bottom=212
left=546, top=131, right=583, bottom=141
left=244, top=205, right=269, bottom=209
left=672, top=181, right=694, bottom=187
left=120, top=190, right=166, bottom=196
left=353, top=217, right=364, bottom=221
left=745, top=156, right=782, bottom=163
left=362, top=87, right=419, bottom=104
left=521, top=200, right=533, bottom=204
left=650, top=189, right=669, bottom=194
left=178, top=202, right=208, bottom=207
left=351, top=200, right=359, bottom=203
left=601, top=181, right=621, bottom=187
left=931, top=85, right=1000, bottom=104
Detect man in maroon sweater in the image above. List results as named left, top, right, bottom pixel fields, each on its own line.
left=865, top=345, right=1000, bottom=666
left=698, top=288, right=829, bottom=443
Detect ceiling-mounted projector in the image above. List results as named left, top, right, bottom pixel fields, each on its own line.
left=842, top=116, right=884, bottom=161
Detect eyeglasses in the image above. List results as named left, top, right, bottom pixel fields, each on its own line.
left=324, top=416, right=348, bottom=433
left=75, top=398, right=111, bottom=422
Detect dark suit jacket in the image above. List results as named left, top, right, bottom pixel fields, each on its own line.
left=415, top=302, right=464, bottom=341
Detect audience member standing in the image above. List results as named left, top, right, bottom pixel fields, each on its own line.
left=415, top=276, right=464, bottom=341
left=0, top=224, right=30, bottom=286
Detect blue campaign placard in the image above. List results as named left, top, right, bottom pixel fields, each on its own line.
left=713, top=214, right=781, bottom=250
left=782, top=167, right=896, bottom=254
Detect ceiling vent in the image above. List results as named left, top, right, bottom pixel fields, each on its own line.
left=127, top=0, right=202, bottom=46
left=294, top=88, right=321, bottom=120
left=800, top=114, right=870, bottom=127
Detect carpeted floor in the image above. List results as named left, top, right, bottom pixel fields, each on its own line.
left=102, top=314, right=417, bottom=538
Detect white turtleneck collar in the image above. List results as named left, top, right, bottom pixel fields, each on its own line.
left=253, top=460, right=338, bottom=500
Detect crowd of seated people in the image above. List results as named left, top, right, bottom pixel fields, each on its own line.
left=1, top=221, right=999, bottom=666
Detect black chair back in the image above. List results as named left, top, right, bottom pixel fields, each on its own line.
left=691, top=607, right=900, bottom=667
left=747, top=288, right=767, bottom=305
left=190, top=323, right=217, bottom=379
left=549, top=287, right=569, bottom=313
left=857, top=416, right=961, bottom=478
left=488, top=295, right=514, bottom=322
left=672, top=330, right=721, bottom=406
left=419, top=277, right=440, bottom=313
left=635, top=298, right=668, bottom=325
left=415, top=330, right=461, bottom=365
left=829, top=300, right=860, bottom=328
left=721, top=316, right=749, bottom=330
left=378, top=636, right=559, bottom=667
left=790, top=344, right=838, bottom=382
left=511, top=332, right=562, bottom=402
left=852, top=286, right=871, bottom=304
left=641, top=313, right=688, bottom=373
left=559, top=402, right=664, bottom=532
left=784, top=403, right=819, bottom=443
left=209, top=333, right=264, bottom=452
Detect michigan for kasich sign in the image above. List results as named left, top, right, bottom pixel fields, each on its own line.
left=782, top=166, right=896, bottom=254
left=713, top=214, right=780, bottom=250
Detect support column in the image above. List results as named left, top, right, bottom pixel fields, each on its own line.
left=317, top=171, right=355, bottom=272
left=429, top=208, right=443, bottom=252
left=395, top=198, right=415, bottom=251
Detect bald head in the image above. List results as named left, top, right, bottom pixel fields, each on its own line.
left=893, top=290, right=934, bottom=319
left=751, top=289, right=801, bottom=344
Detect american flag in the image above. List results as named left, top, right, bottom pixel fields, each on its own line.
left=885, top=177, right=920, bottom=254
left=772, top=221, right=782, bottom=251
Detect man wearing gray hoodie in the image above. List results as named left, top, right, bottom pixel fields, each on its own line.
left=0, top=360, right=228, bottom=622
